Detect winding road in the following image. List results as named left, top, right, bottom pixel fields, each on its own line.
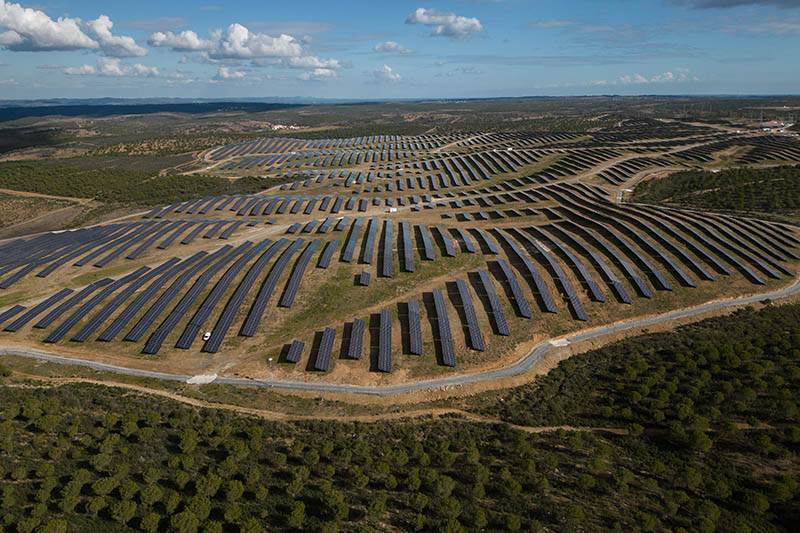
left=2, top=276, right=798, bottom=397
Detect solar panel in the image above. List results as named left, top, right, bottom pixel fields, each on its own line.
left=286, top=340, right=305, bottom=363
left=453, top=228, right=476, bottom=253
left=97, top=252, right=207, bottom=342
left=0, top=305, right=25, bottom=326
left=556, top=204, right=673, bottom=291
left=432, top=289, right=456, bottom=367
left=508, top=228, right=588, bottom=321
left=526, top=226, right=605, bottom=303
left=181, top=221, right=213, bottom=245
left=645, top=207, right=769, bottom=284
left=314, top=327, right=336, bottom=371
left=622, top=204, right=729, bottom=277
left=317, top=240, right=339, bottom=269
left=378, top=309, right=392, bottom=372
left=472, top=229, right=499, bottom=254
left=407, top=298, right=423, bottom=354
left=360, top=218, right=379, bottom=264
left=279, top=239, right=322, bottom=307
left=380, top=220, right=393, bottom=277
left=476, top=269, right=509, bottom=336
left=493, top=230, right=557, bottom=313
left=495, top=258, right=532, bottom=318
left=348, top=318, right=365, bottom=359
left=4, top=288, right=73, bottom=332
left=35, top=278, right=114, bottom=329
left=177, top=239, right=287, bottom=348
left=220, top=221, right=245, bottom=240
left=455, top=278, right=486, bottom=350
left=341, top=217, right=364, bottom=262
left=125, top=246, right=233, bottom=342
left=237, top=239, right=306, bottom=340
left=142, top=241, right=258, bottom=354
left=416, top=224, right=435, bottom=260
left=556, top=220, right=652, bottom=298
left=72, top=258, right=182, bottom=342
left=43, top=266, right=151, bottom=343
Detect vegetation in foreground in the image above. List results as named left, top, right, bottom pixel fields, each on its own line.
left=0, top=303, right=799, bottom=531
left=633, top=166, right=800, bottom=218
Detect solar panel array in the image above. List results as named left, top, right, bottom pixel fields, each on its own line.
left=378, top=309, right=392, bottom=372
left=432, top=289, right=456, bottom=367
left=348, top=318, right=365, bottom=360
left=2, top=124, right=799, bottom=378
left=455, top=278, right=486, bottom=351
left=314, top=327, right=336, bottom=371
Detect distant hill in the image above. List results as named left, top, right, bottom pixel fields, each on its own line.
left=0, top=101, right=309, bottom=122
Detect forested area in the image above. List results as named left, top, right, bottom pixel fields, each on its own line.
left=0, top=162, right=291, bottom=206
left=0, top=304, right=799, bottom=531
left=633, top=166, right=800, bottom=215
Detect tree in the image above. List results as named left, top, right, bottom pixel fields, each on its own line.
left=440, top=498, right=461, bottom=520
left=255, top=486, right=269, bottom=502
left=16, top=518, right=40, bottom=533
left=140, top=485, right=163, bottom=506
left=635, top=511, right=657, bottom=532
left=367, top=492, right=387, bottom=519
left=119, top=480, right=139, bottom=501
left=170, top=511, right=200, bottom=533
left=110, top=500, right=137, bottom=526
left=411, top=492, right=429, bottom=512
left=240, top=518, right=262, bottom=533
left=564, top=504, right=584, bottom=525
left=188, top=494, right=212, bottom=521
left=202, top=521, right=223, bottom=533
left=741, top=489, right=770, bottom=515
left=91, top=476, right=117, bottom=496
left=506, top=513, right=521, bottom=532
left=144, top=466, right=162, bottom=485
left=140, top=513, right=161, bottom=533
left=324, top=488, right=349, bottom=520
left=175, top=471, right=191, bottom=490
left=179, top=428, right=199, bottom=454
left=35, top=519, right=67, bottom=533
left=87, top=496, right=106, bottom=516
left=225, top=479, right=244, bottom=502
left=224, top=503, right=242, bottom=522
left=474, top=509, right=488, bottom=529
left=196, top=473, right=222, bottom=497
left=577, top=474, right=596, bottom=491
left=288, top=501, right=305, bottom=529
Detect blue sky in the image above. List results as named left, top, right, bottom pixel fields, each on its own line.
left=0, top=0, right=798, bottom=99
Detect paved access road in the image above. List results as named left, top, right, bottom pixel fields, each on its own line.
left=2, top=277, right=799, bottom=397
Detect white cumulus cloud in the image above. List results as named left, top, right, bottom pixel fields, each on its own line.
left=148, top=29, right=215, bottom=51
left=211, top=23, right=302, bottom=59
left=87, top=15, right=146, bottom=57
left=0, top=0, right=97, bottom=51
left=618, top=71, right=689, bottom=84
left=286, top=55, right=341, bottom=69
left=214, top=66, right=246, bottom=80
left=406, top=8, right=483, bottom=38
left=63, top=57, right=158, bottom=77
left=298, top=68, right=337, bottom=80
left=373, top=63, right=402, bottom=83
left=373, top=41, right=413, bottom=54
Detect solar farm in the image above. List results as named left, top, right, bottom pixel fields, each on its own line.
left=2, top=118, right=799, bottom=385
